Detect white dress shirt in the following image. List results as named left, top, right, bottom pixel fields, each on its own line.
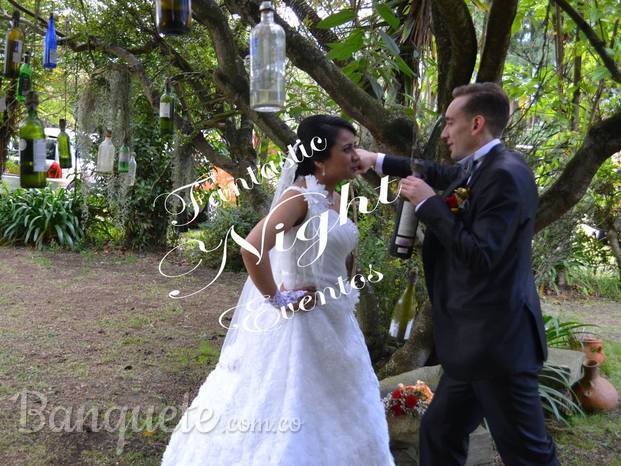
left=375, top=138, right=501, bottom=211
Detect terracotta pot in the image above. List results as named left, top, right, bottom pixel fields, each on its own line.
left=580, top=337, right=606, bottom=365
left=575, top=360, right=619, bottom=413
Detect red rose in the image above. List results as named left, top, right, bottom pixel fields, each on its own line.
left=405, top=394, right=419, bottom=409
left=444, top=194, right=458, bottom=209
left=391, top=388, right=402, bottom=399
left=391, top=404, right=405, bottom=416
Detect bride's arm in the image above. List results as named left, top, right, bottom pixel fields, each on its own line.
left=240, top=190, right=308, bottom=299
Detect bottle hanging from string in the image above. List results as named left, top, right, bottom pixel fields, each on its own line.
left=19, top=92, right=47, bottom=189
left=389, top=160, right=424, bottom=259
left=58, top=118, right=71, bottom=169
left=43, top=13, right=58, bottom=69
left=17, top=51, right=33, bottom=103
left=96, top=129, right=115, bottom=174
left=159, top=80, right=174, bottom=136
left=389, top=118, right=444, bottom=259
left=118, top=142, right=130, bottom=173
left=128, top=152, right=137, bottom=186
left=388, top=271, right=418, bottom=342
left=155, top=0, right=192, bottom=36
left=4, top=11, right=24, bottom=78
left=0, top=78, right=6, bottom=124
left=249, top=1, right=286, bottom=112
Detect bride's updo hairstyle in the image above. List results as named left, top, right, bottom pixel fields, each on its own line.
left=294, top=115, right=357, bottom=179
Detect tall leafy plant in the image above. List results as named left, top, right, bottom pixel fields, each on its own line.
left=0, top=186, right=84, bottom=249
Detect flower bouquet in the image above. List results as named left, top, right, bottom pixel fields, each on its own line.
left=383, top=380, right=434, bottom=444
left=444, top=187, right=470, bottom=214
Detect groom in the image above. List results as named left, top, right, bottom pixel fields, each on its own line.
left=356, top=83, right=559, bottom=465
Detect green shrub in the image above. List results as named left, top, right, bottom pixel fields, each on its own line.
left=0, top=186, right=84, bottom=249
left=181, top=203, right=261, bottom=272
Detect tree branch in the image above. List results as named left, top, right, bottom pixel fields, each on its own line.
left=553, top=0, right=621, bottom=83
left=536, top=108, right=621, bottom=231
left=477, top=0, right=519, bottom=83
left=431, top=0, right=478, bottom=114
left=224, top=0, right=417, bottom=155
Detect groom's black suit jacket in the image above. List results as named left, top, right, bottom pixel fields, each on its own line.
left=383, top=144, right=548, bottom=381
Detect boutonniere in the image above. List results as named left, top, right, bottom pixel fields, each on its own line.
left=444, top=187, right=470, bottom=214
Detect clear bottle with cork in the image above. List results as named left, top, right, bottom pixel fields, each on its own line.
left=250, top=1, right=286, bottom=112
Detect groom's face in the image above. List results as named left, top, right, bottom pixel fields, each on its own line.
left=441, top=95, right=484, bottom=162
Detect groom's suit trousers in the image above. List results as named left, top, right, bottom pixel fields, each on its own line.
left=419, top=369, right=560, bottom=466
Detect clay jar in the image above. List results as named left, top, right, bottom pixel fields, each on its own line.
left=579, top=337, right=606, bottom=365
left=575, top=360, right=619, bottom=413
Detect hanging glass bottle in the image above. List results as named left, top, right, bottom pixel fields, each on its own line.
left=0, top=78, right=6, bottom=124
left=43, top=13, right=58, bottom=70
left=19, top=92, right=47, bottom=189
left=96, top=129, right=115, bottom=174
left=159, top=80, right=174, bottom=136
left=249, top=1, right=285, bottom=112
left=388, top=272, right=417, bottom=342
left=118, top=142, right=130, bottom=173
left=155, top=0, right=192, bottom=36
left=57, top=118, right=71, bottom=169
left=4, top=11, right=24, bottom=78
left=128, top=153, right=137, bottom=186
left=16, top=51, right=33, bottom=103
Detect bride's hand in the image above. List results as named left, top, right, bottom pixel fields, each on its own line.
left=280, top=285, right=317, bottom=312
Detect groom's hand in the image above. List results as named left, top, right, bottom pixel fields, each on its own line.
left=352, top=149, right=378, bottom=175
left=399, top=176, right=435, bottom=206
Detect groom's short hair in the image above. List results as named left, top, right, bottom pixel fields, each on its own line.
left=452, top=83, right=511, bottom=138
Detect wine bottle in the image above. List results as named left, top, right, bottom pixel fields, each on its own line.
left=155, top=0, right=192, bottom=36
left=96, top=129, right=115, bottom=174
left=159, top=80, right=174, bottom=136
left=19, top=92, right=47, bottom=189
left=118, top=143, right=130, bottom=173
left=249, top=1, right=286, bottom=112
left=388, top=272, right=417, bottom=342
left=0, top=78, right=6, bottom=124
left=16, top=51, right=33, bottom=103
left=58, top=118, right=71, bottom=169
left=128, top=153, right=137, bottom=186
left=43, top=14, right=58, bottom=70
left=3, top=11, right=24, bottom=78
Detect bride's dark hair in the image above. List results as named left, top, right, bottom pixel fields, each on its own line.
left=294, top=115, right=357, bottom=179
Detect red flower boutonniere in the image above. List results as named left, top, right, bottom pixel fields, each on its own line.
left=444, top=187, right=470, bottom=214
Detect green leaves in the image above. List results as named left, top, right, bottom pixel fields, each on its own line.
left=327, top=30, right=364, bottom=60
left=376, top=4, right=400, bottom=31
left=0, top=187, right=84, bottom=249
left=316, top=9, right=356, bottom=29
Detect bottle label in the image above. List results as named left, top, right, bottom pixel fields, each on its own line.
left=160, top=102, right=171, bottom=118
left=396, top=201, right=417, bottom=237
left=0, top=95, right=6, bottom=112
left=404, top=319, right=414, bottom=340
left=388, top=319, right=400, bottom=338
left=33, top=139, right=46, bottom=172
left=19, top=75, right=31, bottom=95
left=12, top=40, right=22, bottom=63
left=49, top=48, right=57, bottom=64
left=20, top=138, right=47, bottom=172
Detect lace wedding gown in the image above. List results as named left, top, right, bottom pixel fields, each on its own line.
left=161, top=175, right=395, bottom=466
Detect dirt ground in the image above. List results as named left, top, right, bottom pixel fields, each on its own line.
left=0, top=245, right=619, bottom=465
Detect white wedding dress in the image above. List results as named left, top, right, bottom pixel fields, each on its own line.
left=161, top=174, right=395, bottom=466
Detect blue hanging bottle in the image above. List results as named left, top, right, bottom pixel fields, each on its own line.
left=43, top=13, right=57, bottom=69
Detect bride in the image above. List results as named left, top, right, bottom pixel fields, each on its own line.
left=161, top=115, right=395, bottom=465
